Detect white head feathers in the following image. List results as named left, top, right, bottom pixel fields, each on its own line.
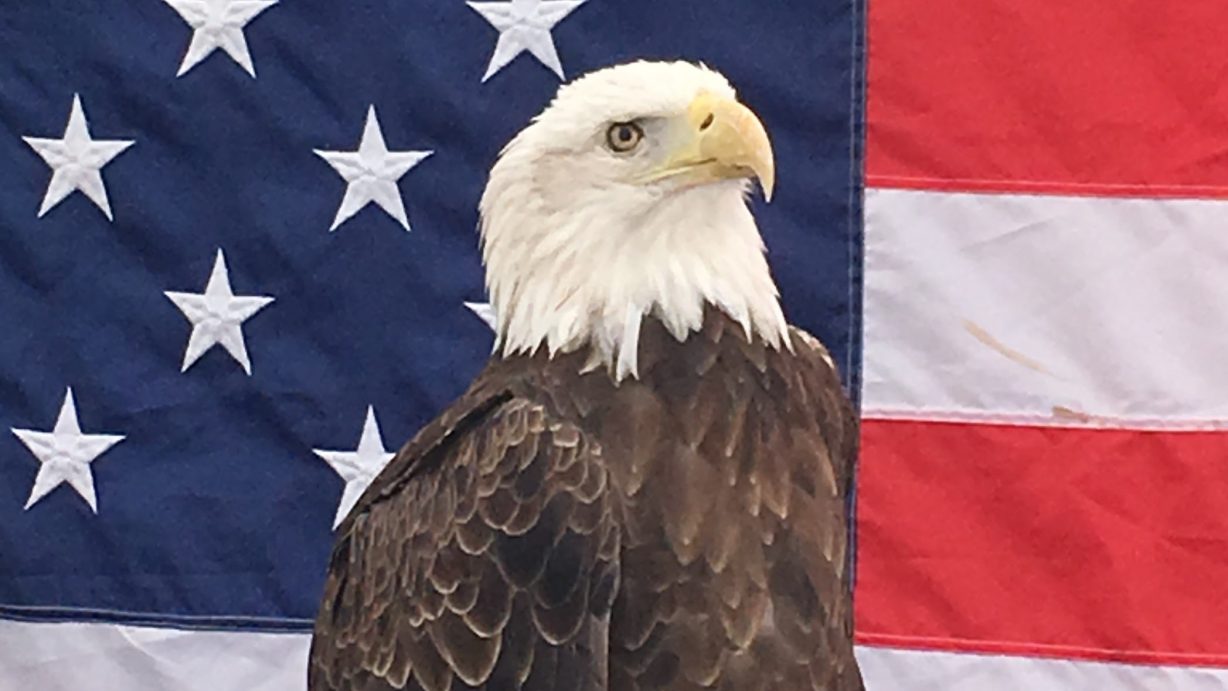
left=476, top=60, right=790, bottom=381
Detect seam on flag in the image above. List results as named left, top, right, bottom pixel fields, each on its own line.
left=843, top=0, right=870, bottom=600
left=866, top=175, right=1228, bottom=199
left=0, top=605, right=313, bottom=632
left=860, top=409, right=1228, bottom=432
left=855, top=632, right=1228, bottom=669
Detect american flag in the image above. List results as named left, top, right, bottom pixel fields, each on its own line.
left=0, top=1, right=861, bottom=688
left=9, top=1, right=1219, bottom=689
left=854, top=0, right=1228, bottom=688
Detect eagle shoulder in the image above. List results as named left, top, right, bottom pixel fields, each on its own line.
left=788, top=324, right=837, bottom=373
left=786, top=324, right=858, bottom=495
left=308, top=388, right=621, bottom=691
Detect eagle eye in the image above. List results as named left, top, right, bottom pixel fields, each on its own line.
left=605, top=122, right=644, bottom=153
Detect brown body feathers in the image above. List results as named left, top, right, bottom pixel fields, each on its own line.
left=308, top=308, right=864, bottom=690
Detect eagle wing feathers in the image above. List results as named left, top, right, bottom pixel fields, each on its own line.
left=309, top=393, right=620, bottom=691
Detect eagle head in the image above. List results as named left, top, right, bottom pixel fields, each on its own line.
left=477, top=60, right=790, bottom=381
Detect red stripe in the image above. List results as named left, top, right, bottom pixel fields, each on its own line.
left=865, top=0, right=1228, bottom=197
left=854, top=419, right=1228, bottom=666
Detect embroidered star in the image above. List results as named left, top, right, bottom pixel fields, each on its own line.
left=165, top=249, right=274, bottom=375
left=12, top=388, right=125, bottom=513
left=23, top=94, right=135, bottom=221
left=314, top=406, right=396, bottom=529
left=162, top=0, right=279, bottom=77
left=467, top=0, right=590, bottom=82
left=314, top=106, right=433, bottom=232
left=465, top=301, right=497, bottom=331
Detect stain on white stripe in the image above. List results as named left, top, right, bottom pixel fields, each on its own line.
left=862, top=188, right=1228, bottom=429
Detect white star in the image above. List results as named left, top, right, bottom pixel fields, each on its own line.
left=314, top=106, right=434, bottom=232
left=465, top=301, right=497, bottom=331
left=314, top=406, right=396, bottom=529
left=12, top=388, right=125, bottom=513
left=23, top=94, right=135, bottom=221
left=467, top=0, right=590, bottom=82
left=162, top=0, right=278, bottom=77
left=165, top=249, right=274, bottom=375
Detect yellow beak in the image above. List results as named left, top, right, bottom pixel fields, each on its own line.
left=651, top=91, right=776, bottom=202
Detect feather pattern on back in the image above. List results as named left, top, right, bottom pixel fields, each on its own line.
left=308, top=308, right=862, bottom=690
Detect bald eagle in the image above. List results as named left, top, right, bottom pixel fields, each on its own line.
left=308, top=60, right=864, bottom=691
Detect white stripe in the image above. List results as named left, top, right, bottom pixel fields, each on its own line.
left=862, top=188, right=1228, bottom=429
left=9, top=619, right=1225, bottom=690
left=856, top=645, right=1228, bottom=691
left=0, top=619, right=309, bottom=691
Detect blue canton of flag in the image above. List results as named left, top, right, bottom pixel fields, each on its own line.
left=0, top=0, right=863, bottom=687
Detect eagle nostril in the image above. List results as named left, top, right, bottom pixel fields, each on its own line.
left=700, top=113, right=715, bottom=131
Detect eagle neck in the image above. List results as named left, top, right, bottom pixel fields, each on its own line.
left=482, top=183, right=791, bottom=382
